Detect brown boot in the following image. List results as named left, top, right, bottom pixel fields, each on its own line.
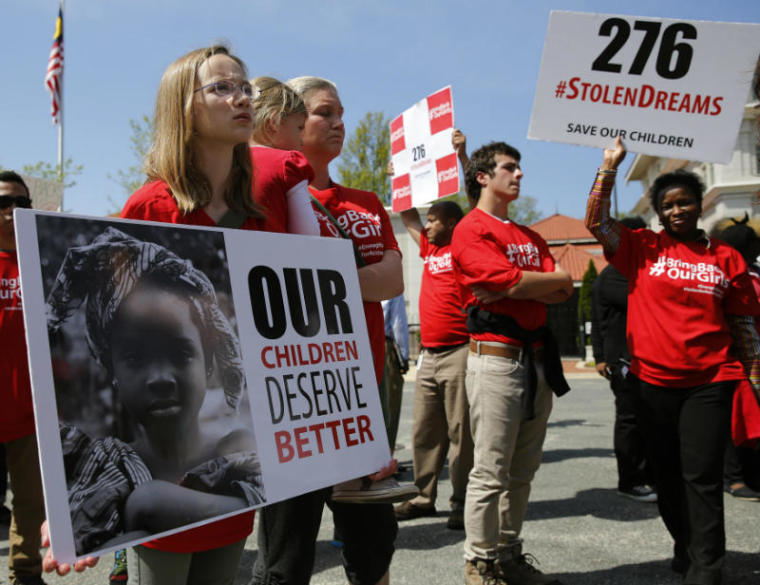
left=465, top=559, right=507, bottom=585
left=498, top=543, right=561, bottom=585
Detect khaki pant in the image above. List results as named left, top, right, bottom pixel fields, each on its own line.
left=5, top=433, right=45, bottom=580
left=463, top=350, right=552, bottom=561
left=409, top=343, right=473, bottom=509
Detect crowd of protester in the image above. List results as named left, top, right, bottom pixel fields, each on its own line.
left=0, top=45, right=758, bottom=585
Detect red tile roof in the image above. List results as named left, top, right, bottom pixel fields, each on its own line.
left=530, top=213, right=596, bottom=243
left=551, top=243, right=608, bottom=282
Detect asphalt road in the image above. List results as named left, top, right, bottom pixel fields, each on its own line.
left=2, top=373, right=759, bottom=584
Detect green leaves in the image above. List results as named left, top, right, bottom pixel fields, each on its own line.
left=109, top=114, right=153, bottom=197
left=337, top=112, right=390, bottom=204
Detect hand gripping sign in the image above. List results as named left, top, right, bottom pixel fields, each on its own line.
left=528, top=11, right=760, bottom=163
left=390, top=86, right=459, bottom=212
left=14, top=210, right=388, bottom=563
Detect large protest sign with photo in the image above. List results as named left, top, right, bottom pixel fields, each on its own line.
left=528, top=11, right=760, bottom=163
left=390, top=86, right=459, bottom=212
left=15, top=210, right=388, bottom=563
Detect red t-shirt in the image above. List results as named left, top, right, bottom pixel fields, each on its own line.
left=451, top=208, right=555, bottom=344
left=418, top=231, right=468, bottom=347
left=121, top=180, right=255, bottom=552
left=309, top=183, right=401, bottom=383
left=122, top=181, right=264, bottom=231
left=0, top=250, right=35, bottom=443
left=609, top=227, right=760, bottom=387
left=251, top=146, right=315, bottom=234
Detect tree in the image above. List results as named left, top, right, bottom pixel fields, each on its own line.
left=577, top=259, right=598, bottom=325
left=510, top=195, right=542, bottom=225
left=337, top=112, right=390, bottom=204
left=109, top=115, right=153, bottom=197
left=1, top=159, right=83, bottom=189
left=439, top=191, right=471, bottom=212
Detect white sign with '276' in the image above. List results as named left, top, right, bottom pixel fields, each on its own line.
left=528, top=11, right=760, bottom=163
left=390, top=86, right=459, bottom=212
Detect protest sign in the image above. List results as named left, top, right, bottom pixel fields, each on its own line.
left=15, top=210, right=388, bottom=563
left=390, top=86, right=459, bottom=212
left=528, top=11, right=760, bottom=163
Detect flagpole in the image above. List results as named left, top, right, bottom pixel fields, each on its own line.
left=58, top=0, right=64, bottom=209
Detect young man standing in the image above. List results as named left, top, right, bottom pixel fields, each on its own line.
left=451, top=143, right=573, bottom=585
left=395, top=200, right=473, bottom=530
left=0, top=171, right=46, bottom=585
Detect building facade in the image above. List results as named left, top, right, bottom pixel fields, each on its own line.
left=626, top=100, right=760, bottom=234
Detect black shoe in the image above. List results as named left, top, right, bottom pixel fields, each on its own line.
left=670, top=554, right=690, bottom=575
left=446, top=507, right=464, bottom=530
left=0, top=505, right=11, bottom=525
left=724, top=483, right=760, bottom=501
left=10, top=577, right=48, bottom=585
left=393, top=501, right=436, bottom=520
left=617, top=485, right=657, bottom=503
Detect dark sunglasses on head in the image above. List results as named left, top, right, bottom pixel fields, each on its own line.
left=0, top=195, right=32, bottom=209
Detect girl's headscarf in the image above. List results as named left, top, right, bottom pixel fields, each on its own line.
left=46, top=226, right=245, bottom=409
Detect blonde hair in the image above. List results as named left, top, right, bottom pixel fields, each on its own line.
left=144, top=45, right=263, bottom=218
left=250, top=76, right=307, bottom=145
left=286, top=76, right=339, bottom=105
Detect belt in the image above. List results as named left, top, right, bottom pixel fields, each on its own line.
left=423, top=342, right=468, bottom=354
left=469, top=340, right=543, bottom=362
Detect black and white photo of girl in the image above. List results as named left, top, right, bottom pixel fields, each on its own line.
left=38, top=214, right=265, bottom=556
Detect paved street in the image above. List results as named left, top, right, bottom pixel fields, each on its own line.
left=2, top=372, right=759, bottom=584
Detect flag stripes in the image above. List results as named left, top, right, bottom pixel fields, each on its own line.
left=45, top=5, right=63, bottom=125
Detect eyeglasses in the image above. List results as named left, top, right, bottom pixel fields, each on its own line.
left=0, top=195, right=31, bottom=209
left=194, top=80, right=254, bottom=99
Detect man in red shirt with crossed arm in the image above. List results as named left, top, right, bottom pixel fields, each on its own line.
left=451, top=142, right=572, bottom=585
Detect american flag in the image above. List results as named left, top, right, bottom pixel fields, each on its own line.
left=45, top=5, right=63, bottom=125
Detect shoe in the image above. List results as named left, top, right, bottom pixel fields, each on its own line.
left=447, top=507, right=464, bottom=530
left=724, top=483, right=760, bottom=501
left=109, top=548, right=128, bottom=583
left=618, top=485, right=657, bottom=503
left=332, top=476, right=419, bottom=504
left=0, top=504, right=11, bottom=525
left=670, top=554, right=690, bottom=575
left=10, top=577, right=47, bottom=585
left=499, top=545, right=562, bottom=585
left=394, top=500, right=437, bottom=520
left=465, top=559, right=507, bottom=585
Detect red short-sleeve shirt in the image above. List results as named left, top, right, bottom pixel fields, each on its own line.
left=452, top=208, right=555, bottom=345
left=418, top=231, right=468, bottom=347
left=0, top=251, right=35, bottom=443
left=251, top=146, right=315, bottom=234
left=609, top=227, right=760, bottom=387
left=310, top=183, right=401, bottom=383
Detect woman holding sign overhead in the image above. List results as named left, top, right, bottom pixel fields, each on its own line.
left=585, top=137, right=760, bottom=585
left=251, top=76, right=409, bottom=585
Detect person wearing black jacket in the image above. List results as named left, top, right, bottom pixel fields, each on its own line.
left=591, top=216, right=656, bottom=503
